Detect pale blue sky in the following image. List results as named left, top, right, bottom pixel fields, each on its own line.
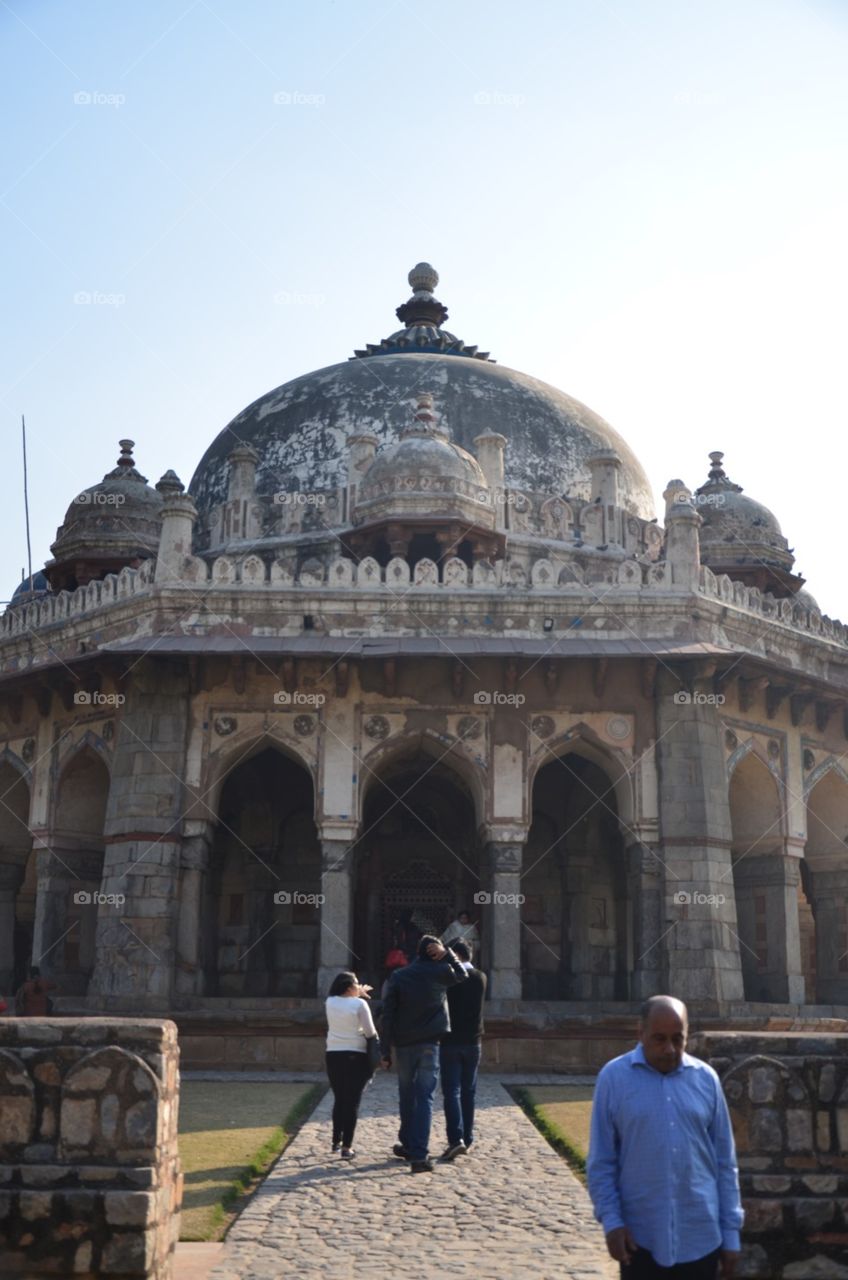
left=2, top=0, right=847, bottom=612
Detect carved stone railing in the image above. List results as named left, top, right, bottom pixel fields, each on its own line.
left=2, top=552, right=846, bottom=649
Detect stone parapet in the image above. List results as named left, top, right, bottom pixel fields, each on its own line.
left=689, top=1031, right=848, bottom=1279
left=0, top=1018, right=180, bottom=1279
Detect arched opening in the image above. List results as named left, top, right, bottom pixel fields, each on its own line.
left=49, top=748, right=110, bottom=994
left=805, top=768, right=848, bottom=1003
left=353, top=753, right=480, bottom=988
left=407, top=532, right=441, bottom=572
left=206, top=746, right=320, bottom=997
left=523, top=750, right=628, bottom=1000
left=0, top=760, right=33, bottom=992
left=729, top=752, right=788, bottom=1002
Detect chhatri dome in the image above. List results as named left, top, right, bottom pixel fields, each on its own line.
left=189, top=263, right=655, bottom=520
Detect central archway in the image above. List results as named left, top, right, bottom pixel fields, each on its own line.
left=352, top=752, right=481, bottom=986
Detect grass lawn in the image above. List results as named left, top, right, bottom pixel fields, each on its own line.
left=178, top=1081, right=324, bottom=1241
left=512, top=1084, right=595, bottom=1182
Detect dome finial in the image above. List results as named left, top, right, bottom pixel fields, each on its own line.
left=408, top=262, right=439, bottom=294
left=117, top=439, right=136, bottom=468
left=401, top=390, right=449, bottom=442
left=708, top=450, right=726, bottom=482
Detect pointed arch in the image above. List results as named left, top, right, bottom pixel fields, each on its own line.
left=359, top=728, right=486, bottom=830
left=528, top=722, right=635, bottom=832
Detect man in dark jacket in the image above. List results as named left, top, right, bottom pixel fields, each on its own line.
left=438, top=939, right=486, bottom=1161
left=379, top=934, right=467, bottom=1173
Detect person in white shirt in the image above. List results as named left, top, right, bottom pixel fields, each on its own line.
left=441, top=910, right=480, bottom=950
left=325, top=971, right=378, bottom=1158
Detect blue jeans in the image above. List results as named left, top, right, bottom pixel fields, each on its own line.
left=394, top=1042, right=440, bottom=1162
left=440, top=1042, right=481, bottom=1146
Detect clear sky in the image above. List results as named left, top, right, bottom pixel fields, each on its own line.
left=2, top=0, right=846, bottom=614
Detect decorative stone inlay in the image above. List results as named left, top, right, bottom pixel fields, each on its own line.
left=21, top=737, right=35, bottom=763
left=725, top=729, right=738, bottom=750
left=530, top=715, right=555, bottom=739
left=213, top=715, right=237, bottom=737
left=768, top=738, right=781, bottom=760
left=456, top=716, right=482, bottom=741
left=606, top=715, right=631, bottom=742
left=363, top=714, right=390, bottom=741
left=293, top=715, right=315, bottom=737
left=803, top=749, right=816, bottom=771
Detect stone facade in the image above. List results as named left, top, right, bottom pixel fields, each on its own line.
left=1, top=264, right=847, bottom=1046
left=691, top=1031, right=848, bottom=1279
left=0, top=1017, right=181, bottom=1278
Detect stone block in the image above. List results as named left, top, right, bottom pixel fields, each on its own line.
left=104, top=1191, right=156, bottom=1227
left=788, top=1109, right=814, bottom=1152
left=818, top=1111, right=831, bottom=1151
left=743, top=1199, right=784, bottom=1232
left=750, top=1108, right=783, bottom=1152
left=794, top=1198, right=837, bottom=1231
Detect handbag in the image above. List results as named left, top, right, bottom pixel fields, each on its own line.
left=384, top=948, right=407, bottom=969
left=366, top=1035, right=382, bottom=1075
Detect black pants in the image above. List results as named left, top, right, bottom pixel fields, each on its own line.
left=622, top=1247, right=721, bottom=1278
left=325, top=1051, right=372, bottom=1148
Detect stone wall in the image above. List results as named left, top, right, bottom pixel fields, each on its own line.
left=690, top=1031, right=848, bottom=1279
left=0, top=1018, right=181, bottom=1278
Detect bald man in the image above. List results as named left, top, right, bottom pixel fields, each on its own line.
left=587, top=996, right=743, bottom=1279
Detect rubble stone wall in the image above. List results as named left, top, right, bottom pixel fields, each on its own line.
left=0, top=1018, right=180, bottom=1279
left=689, top=1031, right=848, bottom=1279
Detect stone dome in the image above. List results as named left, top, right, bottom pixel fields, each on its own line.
left=188, top=266, right=655, bottom=521
left=694, top=452, right=803, bottom=596
left=46, top=440, right=164, bottom=592
left=8, top=571, right=50, bottom=608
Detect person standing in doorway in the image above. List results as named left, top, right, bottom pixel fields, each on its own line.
left=587, top=995, right=743, bottom=1278
left=438, top=939, right=486, bottom=1161
left=379, top=935, right=467, bottom=1173
left=14, top=966, right=56, bottom=1016
left=324, top=971, right=378, bottom=1159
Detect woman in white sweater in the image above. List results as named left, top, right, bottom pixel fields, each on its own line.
left=325, top=971, right=377, bottom=1158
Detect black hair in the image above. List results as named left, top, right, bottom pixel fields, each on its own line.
left=458, top=909, right=471, bottom=920
left=417, top=934, right=440, bottom=959
left=452, top=940, right=471, bottom=962
left=328, top=971, right=358, bottom=996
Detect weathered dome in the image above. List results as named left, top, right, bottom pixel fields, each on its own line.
left=694, top=452, right=803, bottom=596
left=189, top=267, right=654, bottom=521
left=8, top=571, right=50, bottom=608
left=46, top=441, right=164, bottom=592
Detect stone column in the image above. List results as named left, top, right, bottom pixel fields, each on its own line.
left=174, top=824, right=213, bottom=997
left=809, top=869, right=848, bottom=1004
left=563, top=852, right=593, bottom=999
left=655, top=667, right=745, bottom=1004
left=89, top=660, right=191, bottom=1010
left=626, top=841, right=664, bottom=1000
left=317, top=839, right=354, bottom=996
left=732, top=852, right=805, bottom=1004
left=0, top=863, right=25, bottom=990
left=484, top=840, right=524, bottom=999
left=31, top=847, right=76, bottom=980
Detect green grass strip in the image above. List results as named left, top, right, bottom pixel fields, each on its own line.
left=214, top=1083, right=325, bottom=1233
left=510, top=1086, right=588, bottom=1184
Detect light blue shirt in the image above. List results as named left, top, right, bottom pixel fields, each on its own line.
left=587, top=1044, right=744, bottom=1267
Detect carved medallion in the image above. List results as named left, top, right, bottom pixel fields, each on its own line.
left=294, top=715, right=315, bottom=737
left=213, top=715, right=237, bottom=737
left=768, top=739, right=781, bottom=760
left=457, top=716, right=482, bottom=741
left=363, top=714, right=390, bottom=741
left=803, top=748, right=815, bottom=772
left=606, top=716, right=631, bottom=742
left=530, top=715, right=555, bottom=740
left=21, top=737, right=35, bottom=763
left=725, top=729, right=738, bottom=751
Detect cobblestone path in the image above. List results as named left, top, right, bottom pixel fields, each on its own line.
left=208, top=1073, right=616, bottom=1280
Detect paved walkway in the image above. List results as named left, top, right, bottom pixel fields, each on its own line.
left=207, top=1073, right=616, bottom=1280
